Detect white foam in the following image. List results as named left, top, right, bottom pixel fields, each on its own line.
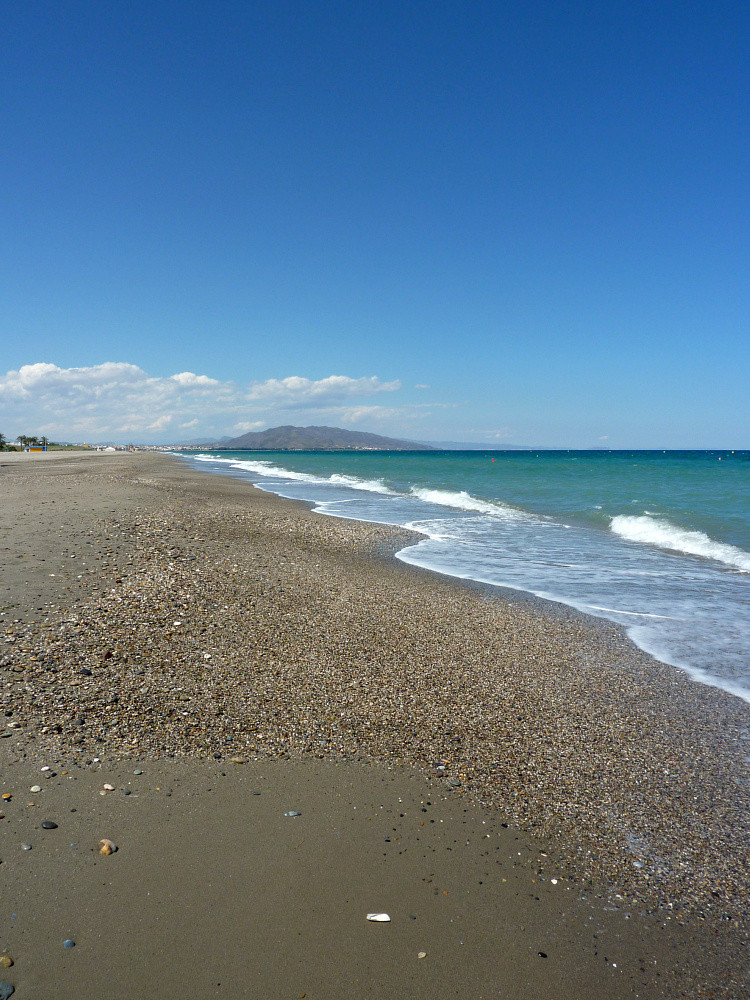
left=611, top=515, right=750, bottom=573
left=194, top=454, right=394, bottom=493
left=409, top=487, right=527, bottom=519
left=328, top=474, right=393, bottom=494
left=585, top=604, right=682, bottom=620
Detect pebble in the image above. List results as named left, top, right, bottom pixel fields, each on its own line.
left=21, top=843, right=31, bottom=851
left=102, top=783, right=115, bottom=791
left=366, top=913, right=390, bottom=922
left=418, top=951, right=427, bottom=959
left=1, top=794, right=11, bottom=802
left=99, top=839, right=117, bottom=855
left=0, top=956, right=12, bottom=968
left=41, top=820, right=58, bottom=829
left=284, top=810, right=301, bottom=817
left=63, top=939, right=75, bottom=949
left=133, top=769, right=143, bottom=775
left=0, top=982, right=14, bottom=999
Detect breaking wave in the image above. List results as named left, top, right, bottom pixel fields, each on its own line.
left=610, top=515, right=750, bottom=573
left=409, top=487, right=528, bottom=519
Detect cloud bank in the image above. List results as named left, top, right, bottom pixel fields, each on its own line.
left=0, top=363, right=404, bottom=442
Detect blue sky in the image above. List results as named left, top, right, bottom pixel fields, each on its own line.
left=2, top=1, right=748, bottom=446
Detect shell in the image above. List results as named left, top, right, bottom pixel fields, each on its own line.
left=99, top=838, right=117, bottom=855
left=366, top=913, right=391, bottom=922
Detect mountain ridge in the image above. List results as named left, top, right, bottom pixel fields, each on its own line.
left=211, top=425, right=434, bottom=451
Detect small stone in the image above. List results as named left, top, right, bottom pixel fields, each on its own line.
left=41, top=821, right=58, bottom=829
left=123, top=789, right=131, bottom=795
left=1, top=794, right=11, bottom=801
left=21, top=843, right=31, bottom=851
left=41, top=765, right=50, bottom=772
left=30, top=785, right=41, bottom=793
left=99, top=838, right=117, bottom=855
left=0, top=956, right=12, bottom=968
left=133, top=769, right=143, bottom=775
left=418, top=951, right=427, bottom=959
left=366, top=913, right=391, bottom=922
left=0, top=982, right=14, bottom=998
left=103, top=783, right=115, bottom=791
left=63, top=939, right=75, bottom=949
left=284, top=810, right=301, bottom=817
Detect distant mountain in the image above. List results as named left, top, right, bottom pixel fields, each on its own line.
left=213, top=425, right=433, bottom=451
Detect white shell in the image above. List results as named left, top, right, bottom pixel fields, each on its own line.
left=366, top=913, right=391, bottom=922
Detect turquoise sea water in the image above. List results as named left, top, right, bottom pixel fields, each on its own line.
left=184, top=449, right=750, bottom=704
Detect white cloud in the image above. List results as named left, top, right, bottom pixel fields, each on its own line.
left=171, top=372, right=220, bottom=387
left=336, top=405, right=402, bottom=423
left=232, top=420, right=266, bottom=433
left=246, top=375, right=401, bottom=407
left=147, top=414, right=173, bottom=431
left=0, top=362, right=403, bottom=442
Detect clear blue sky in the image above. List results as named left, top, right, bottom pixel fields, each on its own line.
left=2, top=1, right=748, bottom=446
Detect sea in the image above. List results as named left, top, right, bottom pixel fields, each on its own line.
left=182, top=449, right=750, bottom=705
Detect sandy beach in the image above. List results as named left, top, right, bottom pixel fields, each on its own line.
left=0, top=450, right=747, bottom=998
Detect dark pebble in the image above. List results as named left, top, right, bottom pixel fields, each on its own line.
left=41, top=821, right=58, bottom=830
left=0, top=982, right=14, bottom=998
left=63, top=939, right=75, bottom=949
left=80, top=667, right=92, bottom=676
left=538, top=951, right=548, bottom=958
left=123, top=789, right=131, bottom=795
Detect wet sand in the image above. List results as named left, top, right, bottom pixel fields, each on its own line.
left=0, top=450, right=747, bottom=998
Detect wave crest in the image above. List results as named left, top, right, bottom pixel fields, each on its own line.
left=409, top=487, right=526, bottom=519
left=610, top=515, right=750, bottom=572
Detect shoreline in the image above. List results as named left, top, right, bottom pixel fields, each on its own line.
left=1, top=451, right=748, bottom=997
left=184, top=450, right=750, bottom=707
